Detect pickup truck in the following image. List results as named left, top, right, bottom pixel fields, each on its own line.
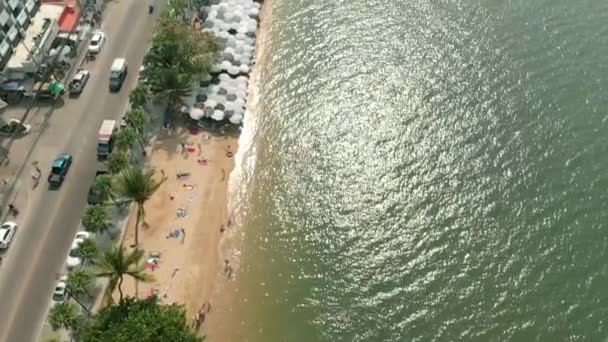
left=48, top=153, right=72, bottom=188
left=87, top=170, right=110, bottom=204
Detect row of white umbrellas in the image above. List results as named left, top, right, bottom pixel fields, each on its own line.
left=188, top=0, right=260, bottom=125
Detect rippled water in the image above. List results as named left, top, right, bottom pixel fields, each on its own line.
left=223, top=0, right=608, bottom=340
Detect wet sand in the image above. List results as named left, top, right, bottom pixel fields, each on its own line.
left=202, top=0, right=274, bottom=340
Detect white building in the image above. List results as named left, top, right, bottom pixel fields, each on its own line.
left=0, top=0, right=40, bottom=72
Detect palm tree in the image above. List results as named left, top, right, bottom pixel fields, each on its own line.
left=92, top=174, right=117, bottom=205
left=94, top=246, right=153, bottom=303
left=114, top=127, right=142, bottom=157
left=66, top=268, right=94, bottom=314
left=82, top=205, right=110, bottom=235
left=48, top=301, right=79, bottom=336
left=115, top=167, right=166, bottom=246
left=106, top=151, right=130, bottom=174
left=78, top=238, right=99, bottom=266
left=129, top=84, right=150, bottom=109
left=126, top=108, right=149, bottom=135
left=148, top=69, right=192, bottom=115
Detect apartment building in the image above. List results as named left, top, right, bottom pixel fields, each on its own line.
left=0, top=0, right=40, bottom=71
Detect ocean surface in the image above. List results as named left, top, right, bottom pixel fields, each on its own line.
left=222, top=0, right=608, bottom=340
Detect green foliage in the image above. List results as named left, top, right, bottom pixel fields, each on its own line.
left=78, top=238, right=99, bottom=266
left=145, top=16, right=219, bottom=78
left=67, top=268, right=94, bottom=298
left=115, top=167, right=166, bottom=245
left=77, top=297, right=202, bottom=342
left=106, top=152, right=130, bottom=174
left=148, top=70, right=193, bottom=112
left=94, top=247, right=153, bottom=303
left=92, top=174, right=116, bottom=205
left=114, top=127, right=142, bottom=153
left=126, top=108, right=149, bottom=134
left=48, top=301, right=79, bottom=332
left=82, top=205, right=110, bottom=234
left=129, top=84, right=150, bottom=109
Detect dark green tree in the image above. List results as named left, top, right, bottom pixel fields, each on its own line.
left=106, top=152, right=130, bottom=174
left=77, top=297, right=202, bottom=342
left=77, top=238, right=99, bottom=266
left=48, top=301, right=79, bottom=334
left=82, top=205, right=110, bottom=234
left=114, top=167, right=166, bottom=246
left=94, top=247, right=152, bottom=303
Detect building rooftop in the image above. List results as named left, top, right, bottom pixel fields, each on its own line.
left=5, top=4, right=64, bottom=70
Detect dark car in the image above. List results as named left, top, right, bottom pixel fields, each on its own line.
left=87, top=170, right=110, bottom=204
left=69, top=69, right=90, bottom=96
left=48, top=153, right=72, bottom=187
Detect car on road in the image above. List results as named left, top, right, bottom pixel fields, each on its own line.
left=51, top=275, right=68, bottom=304
left=48, top=153, right=72, bottom=187
left=69, top=69, right=90, bottom=96
left=66, top=232, right=92, bottom=269
left=88, top=31, right=106, bottom=54
left=0, top=221, right=17, bottom=249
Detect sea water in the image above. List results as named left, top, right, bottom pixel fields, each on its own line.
left=219, top=0, right=608, bottom=340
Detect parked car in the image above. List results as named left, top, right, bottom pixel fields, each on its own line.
left=48, top=153, right=72, bottom=187
left=69, top=69, right=90, bottom=96
left=0, top=221, right=17, bottom=249
left=66, top=232, right=92, bottom=269
left=88, top=31, right=106, bottom=54
left=51, top=275, right=69, bottom=304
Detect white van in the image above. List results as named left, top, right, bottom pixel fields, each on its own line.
left=109, top=58, right=128, bottom=92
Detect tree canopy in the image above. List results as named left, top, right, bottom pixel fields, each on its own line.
left=144, top=16, right=219, bottom=79
left=78, top=297, right=202, bottom=342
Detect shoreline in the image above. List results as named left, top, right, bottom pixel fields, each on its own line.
left=119, top=0, right=272, bottom=339
left=202, top=0, right=273, bottom=338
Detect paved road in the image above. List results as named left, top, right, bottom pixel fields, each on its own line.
left=0, top=1, right=160, bottom=341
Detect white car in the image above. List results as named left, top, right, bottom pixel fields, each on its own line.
left=52, top=275, right=68, bottom=304
left=66, top=231, right=92, bottom=269
left=88, top=32, right=106, bottom=54
left=0, top=221, right=17, bottom=249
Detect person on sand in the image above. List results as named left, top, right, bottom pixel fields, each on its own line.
left=220, top=225, right=225, bottom=233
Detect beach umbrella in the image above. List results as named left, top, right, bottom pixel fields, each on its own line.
left=253, top=2, right=261, bottom=9
left=235, top=32, right=247, bottom=41
left=222, top=51, right=235, bottom=63
left=228, top=65, right=240, bottom=76
left=211, top=110, right=225, bottom=121
left=211, top=63, right=222, bottom=73
left=215, top=102, right=226, bottom=111
left=203, top=107, right=214, bottom=117
left=196, top=93, right=208, bottom=102
left=217, top=87, right=228, bottom=95
left=219, top=73, right=231, bottom=82
left=189, top=107, right=205, bottom=120
left=229, top=114, right=243, bottom=124
left=221, top=60, right=232, bottom=71
left=204, top=99, right=218, bottom=109
left=226, top=93, right=237, bottom=101
left=239, top=64, right=250, bottom=74
left=234, top=97, right=246, bottom=108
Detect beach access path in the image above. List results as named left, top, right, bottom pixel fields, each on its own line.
left=0, top=1, right=160, bottom=341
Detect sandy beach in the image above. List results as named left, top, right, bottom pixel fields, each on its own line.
left=119, top=127, right=238, bottom=326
